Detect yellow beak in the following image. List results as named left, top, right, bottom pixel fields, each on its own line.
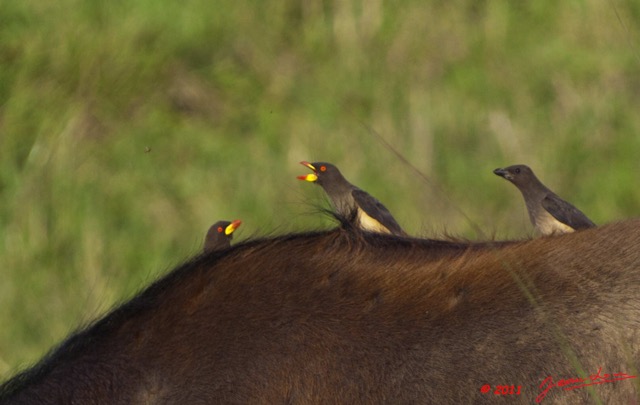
left=225, top=220, right=242, bottom=235
left=300, top=161, right=316, bottom=171
left=297, top=173, right=318, bottom=182
left=297, top=161, right=318, bottom=182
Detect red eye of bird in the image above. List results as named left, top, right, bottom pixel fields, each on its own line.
left=320, top=166, right=326, bottom=172
left=217, top=226, right=224, bottom=233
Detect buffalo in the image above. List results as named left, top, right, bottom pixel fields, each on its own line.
left=1, top=219, right=639, bottom=404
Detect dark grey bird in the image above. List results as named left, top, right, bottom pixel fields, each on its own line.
left=297, top=161, right=407, bottom=236
left=203, top=219, right=242, bottom=252
left=493, top=164, right=595, bottom=235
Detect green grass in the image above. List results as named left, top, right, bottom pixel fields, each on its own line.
left=1, top=0, right=640, bottom=379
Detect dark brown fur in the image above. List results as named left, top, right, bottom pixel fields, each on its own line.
left=2, top=221, right=640, bottom=404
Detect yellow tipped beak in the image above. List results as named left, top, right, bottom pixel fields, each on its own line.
left=298, top=173, right=318, bottom=182
left=297, top=161, right=318, bottom=182
left=301, top=161, right=316, bottom=171
left=225, top=220, right=242, bottom=235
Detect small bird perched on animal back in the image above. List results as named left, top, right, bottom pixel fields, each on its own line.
left=297, top=161, right=407, bottom=236
left=203, top=220, right=242, bottom=252
left=493, top=164, right=595, bottom=235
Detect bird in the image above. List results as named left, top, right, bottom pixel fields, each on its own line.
left=203, top=220, right=242, bottom=252
left=493, top=164, right=595, bottom=235
left=297, top=161, right=407, bottom=236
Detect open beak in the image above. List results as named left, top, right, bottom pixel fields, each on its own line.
left=225, top=219, right=242, bottom=235
left=493, top=168, right=512, bottom=180
left=296, top=161, right=318, bottom=182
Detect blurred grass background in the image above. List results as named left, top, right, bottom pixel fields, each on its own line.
left=1, top=0, right=639, bottom=379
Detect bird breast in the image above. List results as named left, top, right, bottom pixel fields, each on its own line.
left=534, top=210, right=575, bottom=235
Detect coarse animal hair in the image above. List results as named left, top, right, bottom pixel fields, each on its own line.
left=1, top=220, right=640, bottom=404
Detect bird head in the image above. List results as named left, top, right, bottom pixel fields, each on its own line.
left=493, top=164, right=535, bottom=186
left=296, top=161, right=343, bottom=187
left=204, top=219, right=242, bottom=253
left=212, top=219, right=242, bottom=237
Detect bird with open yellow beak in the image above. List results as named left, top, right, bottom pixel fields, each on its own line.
left=297, top=161, right=406, bottom=236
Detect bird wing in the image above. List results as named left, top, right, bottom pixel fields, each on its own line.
left=351, top=189, right=406, bottom=236
left=541, top=194, right=596, bottom=230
